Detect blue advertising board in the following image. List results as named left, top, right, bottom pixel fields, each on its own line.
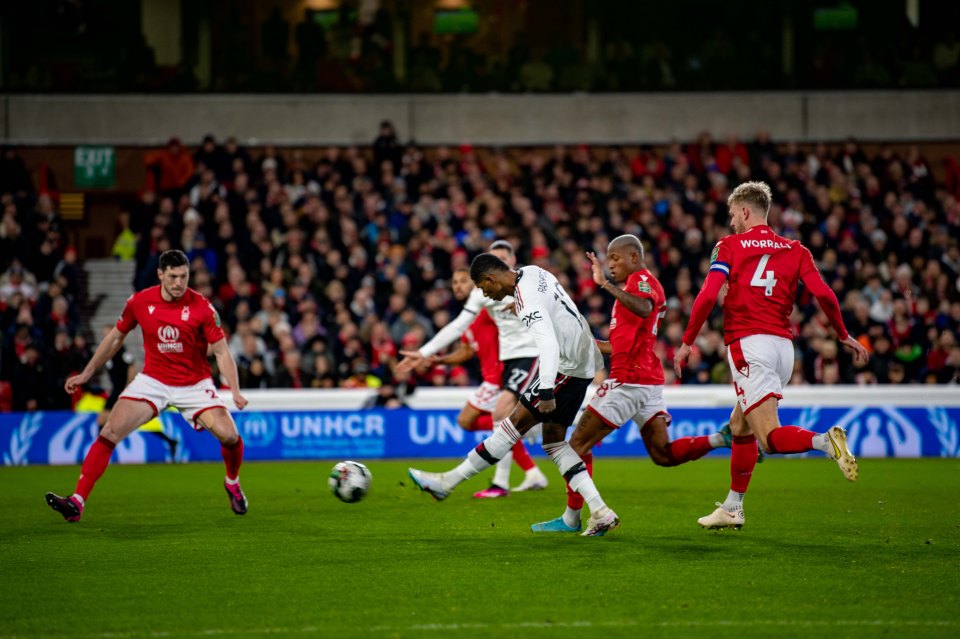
left=2, top=405, right=959, bottom=466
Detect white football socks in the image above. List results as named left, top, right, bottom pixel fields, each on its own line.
left=543, top=441, right=606, bottom=512
left=811, top=433, right=832, bottom=454
left=492, top=452, right=513, bottom=490
left=446, top=419, right=521, bottom=489
left=722, top=489, right=745, bottom=511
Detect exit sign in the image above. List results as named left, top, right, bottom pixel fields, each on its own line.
left=74, top=146, right=116, bottom=188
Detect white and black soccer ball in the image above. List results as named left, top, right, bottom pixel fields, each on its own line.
left=328, top=461, right=372, bottom=503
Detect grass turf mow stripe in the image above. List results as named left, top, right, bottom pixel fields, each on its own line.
left=1, top=459, right=957, bottom=638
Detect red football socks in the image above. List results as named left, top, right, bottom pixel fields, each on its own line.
left=474, top=414, right=494, bottom=430
left=566, top=452, right=594, bottom=510
left=666, top=435, right=713, bottom=464
left=730, top=434, right=758, bottom=493
left=221, top=437, right=244, bottom=481
left=512, top=440, right=535, bottom=471
left=75, top=436, right=117, bottom=501
left=766, top=426, right=815, bottom=454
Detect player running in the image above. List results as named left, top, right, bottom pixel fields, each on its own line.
left=675, top=181, right=868, bottom=530
left=409, top=254, right=620, bottom=537
left=531, top=234, right=733, bottom=533
left=46, top=250, right=250, bottom=522
left=398, top=241, right=548, bottom=497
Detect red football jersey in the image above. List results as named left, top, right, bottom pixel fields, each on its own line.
left=116, top=286, right=225, bottom=386
left=710, top=225, right=818, bottom=344
left=462, top=308, right=503, bottom=385
left=609, top=269, right=666, bottom=385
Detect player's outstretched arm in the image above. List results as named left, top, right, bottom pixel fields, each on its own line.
left=397, top=350, right=425, bottom=373
left=587, top=252, right=654, bottom=318
left=595, top=339, right=612, bottom=355
left=436, top=342, right=476, bottom=366
left=65, top=327, right=128, bottom=394
left=211, top=338, right=248, bottom=410
left=798, top=249, right=868, bottom=365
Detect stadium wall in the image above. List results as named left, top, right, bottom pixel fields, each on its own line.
left=5, top=91, right=960, bottom=145
left=2, top=387, right=957, bottom=466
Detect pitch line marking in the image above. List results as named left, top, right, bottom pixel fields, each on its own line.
left=1, top=619, right=957, bottom=638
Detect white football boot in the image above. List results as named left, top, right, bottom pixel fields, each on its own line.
left=697, top=503, right=745, bottom=530
left=824, top=426, right=859, bottom=482
left=581, top=506, right=620, bottom=537
left=407, top=468, right=451, bottom=501
left=512, top=466, right=549, bottom=492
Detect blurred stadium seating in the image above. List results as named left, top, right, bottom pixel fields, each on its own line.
left=2, top=127, right=958, bottom=412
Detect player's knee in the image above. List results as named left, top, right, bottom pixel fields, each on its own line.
left=456, top=415, right=475, bottom=431
left=99, top=424, right=120, bottom=443
left=568, top=432, right=590, bottom=457
left=730, top=416, right=749, bottom=436
left=648, top=445, right=677, bottom=467
left=757, top=434, right=773, bottom=454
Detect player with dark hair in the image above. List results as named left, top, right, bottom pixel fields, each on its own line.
left=531, top=234, right=734, bottom=533
left=399, top=241, right=548, bottom=497
left=675, top=181, right=868, bottom=529
left=410, top=254, right=620, bottom=537
left=46, top=250, right=250, bottom=522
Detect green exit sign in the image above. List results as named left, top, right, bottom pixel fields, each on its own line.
left=74, top=146, right=116, bottom=188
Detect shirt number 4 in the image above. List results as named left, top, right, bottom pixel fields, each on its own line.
left=750, top=254, right=778, bottom=296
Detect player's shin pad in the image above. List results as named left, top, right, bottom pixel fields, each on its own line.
left=465, top=422, right=521, bottom=475
left=543, top=442, right=587, bottom=480
left=545, top=441, right=604, bottom=510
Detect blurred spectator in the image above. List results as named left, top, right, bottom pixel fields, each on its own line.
left=145, top=138, right=195, bottom=194
left=112, top=211, right=138, bottom=260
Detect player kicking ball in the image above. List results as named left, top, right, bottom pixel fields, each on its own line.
left=46, top=250, right=250, bottom=522
left=531, top=235, right=734, bottom=533
left=399, top=241, right=548, bottom=497
left=675, top=181, right=868, bottom=530
left=409, top=254, right=619, bottom=537
left=422, top=268, right=547, bottom=494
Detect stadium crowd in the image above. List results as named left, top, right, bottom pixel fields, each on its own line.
left=2, top=127, right=960, bottom=410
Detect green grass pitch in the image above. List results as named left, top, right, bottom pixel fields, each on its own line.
left=1, top=458, right=958, bottom=639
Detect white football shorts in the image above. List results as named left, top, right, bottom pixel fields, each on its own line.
left=726, top=334, right=793, bottom=415
left=119, top=373, right=226, bottom=430
left=466, top=381, right=502, bottom=415
left=586, top=379, right=671, bottom=429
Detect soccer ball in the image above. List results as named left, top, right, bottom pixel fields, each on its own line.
left=328, top=461, right=372, bottom=503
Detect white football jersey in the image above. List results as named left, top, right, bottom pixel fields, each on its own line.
left=513, top=266, right=601, bottom=388
left=419, top=288, right=538, bottom=361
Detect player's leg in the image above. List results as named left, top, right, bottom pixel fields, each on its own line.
left=195, top=407, right=248, bottom=515
left=456, top=403, right=488, bottom=431
left=493, top=370, right=548, bottom=493
left=408, top=400, right=540, bottom=501
left=462, top=384, right=514, bottom=498
left=476, top=391, right=514, bottom=497
left=696, top=403, right=757, bottom=530
left=697, top=338, right=774, bottom=529
left=632, top=384, right=721, bottom=466
left=642, top=415, right=724, bottom=467
left=46, top=398, right=157, bottom=522
left=531, top=410, right=606, bottom=533
left=747, top=337, right=858, bottom=480
left=541, top=418, right=619, bottom=537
